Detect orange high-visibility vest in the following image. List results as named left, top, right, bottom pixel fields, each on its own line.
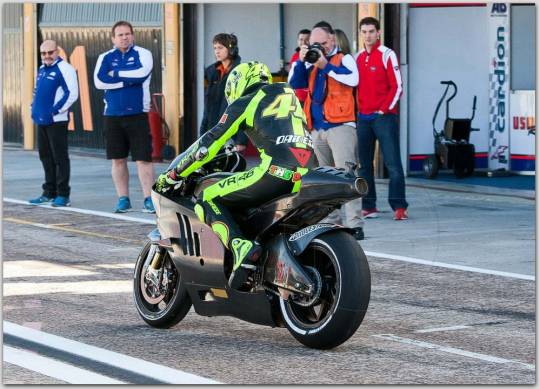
left=303, top=53, right=356, bottom=130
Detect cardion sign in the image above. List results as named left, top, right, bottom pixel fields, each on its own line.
left=487, top=3, right=511, bottom=170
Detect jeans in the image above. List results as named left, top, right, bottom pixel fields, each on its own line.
left=37, top=121, right=70, bottom=198
left=357, top=114, right=408, bottom=211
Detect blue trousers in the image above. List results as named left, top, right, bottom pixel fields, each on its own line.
left=357, top=114, right=408, bottom=211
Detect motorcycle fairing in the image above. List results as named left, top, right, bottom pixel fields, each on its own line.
left=237, top=167, right=365, bottom=240
left=151, top=190, right=281, bottom=327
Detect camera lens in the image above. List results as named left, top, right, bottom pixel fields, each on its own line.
left=305, top=43, right=323, bottom=64
left=305, top=49, right=320, bottom=64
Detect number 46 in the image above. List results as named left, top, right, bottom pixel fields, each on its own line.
left=262, top=88, right=306, bottom=123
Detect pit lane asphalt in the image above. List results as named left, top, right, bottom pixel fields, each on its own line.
left=2, top=201, right=535, bottom=384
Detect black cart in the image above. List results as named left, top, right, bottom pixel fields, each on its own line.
left=423, top=81, right=479, bottom=178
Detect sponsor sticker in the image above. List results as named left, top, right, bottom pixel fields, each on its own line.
left=275, top=134, right=313, bottom=148
left=289, top=147, right=312, bottom=167
left=219, top=114, right=228, bottom=124
left=289, top=223, right=335, bottom=242
left=268, top=165, right=302, bottom=182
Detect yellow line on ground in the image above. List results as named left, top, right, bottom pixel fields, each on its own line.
left=4, top=217, right=142, bottom=244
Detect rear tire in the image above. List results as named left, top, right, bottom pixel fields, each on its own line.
left=423, top=155, right=439, bottom=179
left=280, top=231, right=371, bottom=349
left=133, top=241, right=192, bottom=328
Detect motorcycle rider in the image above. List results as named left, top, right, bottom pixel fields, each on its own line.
left=155, top=61, right=316, bottom=290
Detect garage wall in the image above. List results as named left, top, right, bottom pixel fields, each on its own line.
left=408, top=6, right=489, bottom=169
left=510, top=4, right=535, bottom=91
left=3, top=3, right=23, bottom=145
left=283, top=4, right=357, bottom=58
left=203, top=4, right=281, bottom=72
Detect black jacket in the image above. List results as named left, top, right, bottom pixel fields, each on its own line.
left=200, top=56, right=243, bottom=136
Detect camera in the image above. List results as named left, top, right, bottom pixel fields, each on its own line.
left=305, top=43, right=325, bottom=64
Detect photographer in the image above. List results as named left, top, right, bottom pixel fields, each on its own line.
left=289, top=25, right=364, bottom=240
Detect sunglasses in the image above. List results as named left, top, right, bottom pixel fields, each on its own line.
left=40, top=50, right=56, bottom=56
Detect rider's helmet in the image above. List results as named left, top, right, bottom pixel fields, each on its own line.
left=224, top=61, right=273, bottom=104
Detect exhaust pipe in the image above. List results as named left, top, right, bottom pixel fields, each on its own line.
left=354, top=178, right=368, bottom=195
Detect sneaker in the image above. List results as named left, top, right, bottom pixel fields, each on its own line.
left=142, top=196, right=156, bottom=214
left=115, top=196, right=132, bottom=213
left=51, top=196, right=71, bottom=207
left=352, top=227, right=364, bottom=240
left=362, top=208, right=379, bottom=218
left=228, top=239, right=262, bottom=290
left=394, top=208, right=408, bottom=221
left=29, top=195, right=54, bottom=205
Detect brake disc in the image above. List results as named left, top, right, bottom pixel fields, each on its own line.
left=141, top=266, right=165, bottom=304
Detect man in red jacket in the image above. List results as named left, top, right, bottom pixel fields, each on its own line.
left=355, top=17, right=408, bottom=221
left=287, top=28, right=310, bottom=104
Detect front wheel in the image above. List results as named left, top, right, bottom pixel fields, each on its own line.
left=133, top=241, right=192, bottom=328
left=280, top=231, right=371, bottom=349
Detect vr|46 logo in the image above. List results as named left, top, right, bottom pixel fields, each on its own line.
left=218, top=170, right=255, bottom=188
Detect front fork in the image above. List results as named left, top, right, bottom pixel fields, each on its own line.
left=144, top=229, right=174, bottom=299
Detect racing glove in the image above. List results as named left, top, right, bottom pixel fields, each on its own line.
left=155, top=170, right=183, bottom=194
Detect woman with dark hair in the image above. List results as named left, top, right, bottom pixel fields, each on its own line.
left=334, top=28, right=351, bottom=55
left=200, top=33, right=247, bottom=151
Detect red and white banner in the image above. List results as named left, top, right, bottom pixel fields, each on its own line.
left=510, top=90, right=535, bottom=171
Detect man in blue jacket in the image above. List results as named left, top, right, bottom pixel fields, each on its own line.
left=289, top=25, right=364, bottom=240
left=94, top=20, right=155, bottom=213
left=29, top=39, right=79, bottom=207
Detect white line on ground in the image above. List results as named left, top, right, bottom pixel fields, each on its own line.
left=4, top=197, right=534, bottom=281
left=3, top=260, right=97, bottom=278
left=3, top=321, right=221, bottom=384
left=414, top=325, right=471, bottom=333
left=95, top=263, right=135, bottom=269
left=3, top=280, right=132, bottom=297
left=373, top=334, right=535, bottom=371
left=364, top=251, right=535, bottom=281
left=3, top=198, right=156, bottom=225
left=3, top=345, right=125, bottom=384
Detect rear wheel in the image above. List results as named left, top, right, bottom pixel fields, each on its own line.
left=280, top=231, right=371, bottom=349
left=133, top=241, right=192, bottom=328
left=423, top=155, right=439, bottom=178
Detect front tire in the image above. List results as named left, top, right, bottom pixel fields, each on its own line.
left=133, top=241, right=192, bottom=328
left=280, top=231, right=371, bottom=349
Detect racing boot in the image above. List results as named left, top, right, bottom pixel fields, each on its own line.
left=228, top=238, right=262, bottom=290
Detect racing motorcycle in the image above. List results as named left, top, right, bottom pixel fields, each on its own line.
left=133, top=143, right=371, bottom=349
